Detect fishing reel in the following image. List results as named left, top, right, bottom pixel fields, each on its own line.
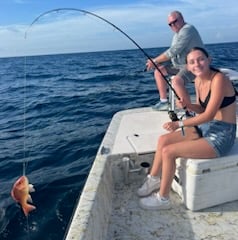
left=168, top=109, right=195, bottom=122
left=168, top=110, right=185, bottom=136
left=168, top=110, right=179, bottom=122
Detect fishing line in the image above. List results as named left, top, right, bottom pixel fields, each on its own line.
left=24, top=7, right=180, bottom=100
left=23, top=55, right=27, bottom=176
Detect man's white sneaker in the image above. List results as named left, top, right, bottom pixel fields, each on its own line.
left=152, top=101, right=169, bottom=111
left=137, top=175, right=160, bottom=197
left=139, top=192, right=171, bottom=210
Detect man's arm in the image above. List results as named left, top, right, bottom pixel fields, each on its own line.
left=165, top=25, right=194, bottom=58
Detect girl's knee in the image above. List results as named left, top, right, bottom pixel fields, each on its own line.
left=161, top=145, right=176, bottom=159
left=158, top=134, right=170, bottom=147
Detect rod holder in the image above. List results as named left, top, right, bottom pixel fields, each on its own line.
left=140, top=162, right=150, bottom=174
left=122, top=157, right=151, bottom=184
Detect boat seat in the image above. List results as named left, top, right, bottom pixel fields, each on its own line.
left=172, top=138, right=238, bottom=210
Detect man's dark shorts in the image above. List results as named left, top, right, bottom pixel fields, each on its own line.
left=165, top=63, right=195, bottom=84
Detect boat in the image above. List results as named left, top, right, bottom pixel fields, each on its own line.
left=64, top=68, right=238, bottom=240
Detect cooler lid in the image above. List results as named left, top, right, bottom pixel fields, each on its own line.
left=177, top=140, right=238, bottom=175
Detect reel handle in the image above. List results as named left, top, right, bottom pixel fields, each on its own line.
left=168, top=111, right=185, bottom=136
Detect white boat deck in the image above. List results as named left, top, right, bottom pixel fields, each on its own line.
left=107, top=171, right=238, bottom=240
left=64, top=68, right=238, bottom=240
left=106, top=107, right=238, bottom=240
left=111, top=110, right=169, bottom=154
left=65, top=106, right=238, bottom=240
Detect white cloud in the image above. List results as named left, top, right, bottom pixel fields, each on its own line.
left=0, top=2, right=238, bottom=57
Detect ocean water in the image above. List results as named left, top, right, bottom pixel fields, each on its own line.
left=0, top=42, right=238, bottom=240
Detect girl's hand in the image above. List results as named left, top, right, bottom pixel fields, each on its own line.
left=163, top=121, right=179, bottom=132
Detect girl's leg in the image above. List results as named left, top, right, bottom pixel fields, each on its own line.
left=150, top=127, right=199, bottom=177
left=159, top=136, right=217, bottom=198
left=138, top=127, right=199, bottom=197
left=139, top=128, right=217, bottom=210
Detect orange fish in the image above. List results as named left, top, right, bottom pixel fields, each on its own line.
left=11, top=175, right=36, bottom=216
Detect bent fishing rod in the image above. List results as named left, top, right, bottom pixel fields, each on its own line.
left=25, top=7, right=180, bottom=100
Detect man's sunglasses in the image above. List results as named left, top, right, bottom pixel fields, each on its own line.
left=168, top=19, right=178, bottom=27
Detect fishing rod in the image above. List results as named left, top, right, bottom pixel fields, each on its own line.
left=25, top=7, right=180, bottom=100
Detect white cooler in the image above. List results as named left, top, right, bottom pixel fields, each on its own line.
left=172, top=139, right=238, bottom=211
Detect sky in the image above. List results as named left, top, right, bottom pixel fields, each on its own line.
left=0, top=0, right=238, bottom=57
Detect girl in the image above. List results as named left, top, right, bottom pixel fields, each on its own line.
left=138, top=47, right=237, bottom=210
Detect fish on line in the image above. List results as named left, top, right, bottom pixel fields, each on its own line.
left=11, top=175, right=36, bottom=216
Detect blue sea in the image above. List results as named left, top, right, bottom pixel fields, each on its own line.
left=0, top=42, right=238, bottom=240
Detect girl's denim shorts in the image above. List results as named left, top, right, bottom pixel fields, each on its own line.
left=197, top=120, right=237, bottom=157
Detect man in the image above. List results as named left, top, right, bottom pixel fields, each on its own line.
left=146, top=11, right=204, bottom=110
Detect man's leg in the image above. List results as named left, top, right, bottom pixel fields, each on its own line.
left=152, top=67, right=169, bottom=111
left=172, top=75, right=191, bottom=107
left=154, top=69, right=168, bottom=100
